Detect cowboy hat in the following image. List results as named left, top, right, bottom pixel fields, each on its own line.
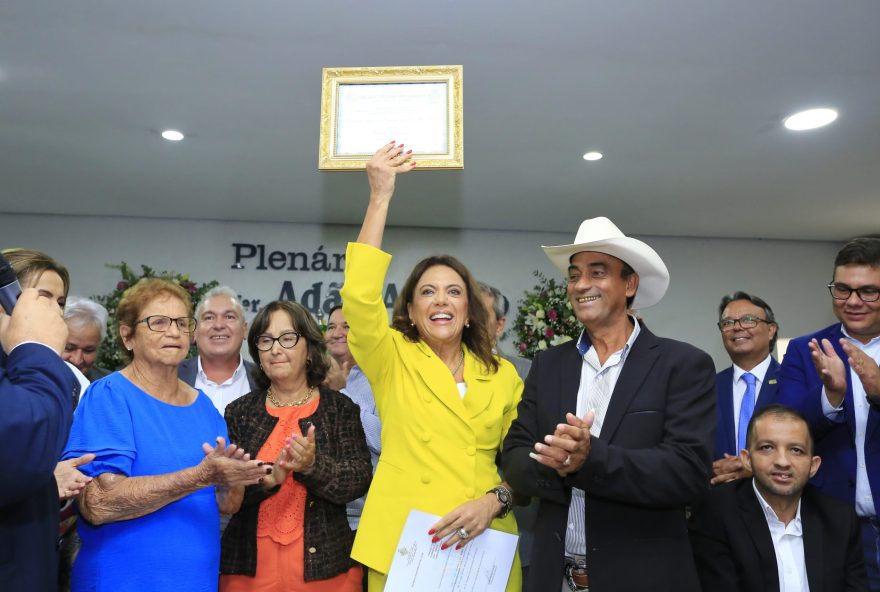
left=542, top=217, right=669, bottom=309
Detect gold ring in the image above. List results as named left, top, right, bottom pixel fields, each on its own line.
left=563, top=454, right=572, bottom=467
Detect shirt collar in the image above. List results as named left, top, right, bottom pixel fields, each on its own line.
left=732, top=354, right=773, bottom=385
left=752, top=478, right=803, bottom=534
left=840, top=325, right=880, bottom=348
left=576, top=315, right=641, bottom=360
left=197, top=355, right=246, bottom=382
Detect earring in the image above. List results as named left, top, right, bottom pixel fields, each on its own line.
left=465, top=320, right=470, bottom=328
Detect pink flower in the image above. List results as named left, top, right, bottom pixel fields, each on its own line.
left=548, top=309, right=558, bottom=320
left=116, top=281, right=129, bottom=291
left=180, top=280, right=198, bottom=294
left=518, top=342, right=527, bottom=352
left=545, top=328, right=555, bottom=338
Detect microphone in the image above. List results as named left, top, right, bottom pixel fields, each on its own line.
left=0, top=252, right=22, bottom=314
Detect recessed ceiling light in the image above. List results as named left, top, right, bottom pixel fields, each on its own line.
left=582, top=151, right=603, bottom=161
left=161, top=129, right=185, bottom=141
left=783, top=108, right=838, bottom=131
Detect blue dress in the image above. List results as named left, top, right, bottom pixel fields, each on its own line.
left=62, top=372, right=228, bottom=592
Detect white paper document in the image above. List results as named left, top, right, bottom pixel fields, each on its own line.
left=384, top=509, right=519, bottom=592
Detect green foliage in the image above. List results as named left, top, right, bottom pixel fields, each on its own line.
left=92, top=262, right=219, bottom=370
left=512, top=271, right=581, bottom=359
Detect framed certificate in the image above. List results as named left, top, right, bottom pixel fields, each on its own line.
left=319, top=65, right=463, bottom=170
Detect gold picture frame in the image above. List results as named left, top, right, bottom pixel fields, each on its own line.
left=319, top=65, right=463, bottom=170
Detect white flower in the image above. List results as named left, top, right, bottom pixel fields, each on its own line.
left=538, top=340, right=548, bottom=350
left=551, top=335, right=574, bottom=346
left=535, top=309, right=545, bottom=319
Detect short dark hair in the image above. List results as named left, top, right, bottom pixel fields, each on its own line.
left=718, top=291, right=778, bottom=352
left=834, top=237, right=880, bottom=272
left=247, top=300, right=330, bottom=390
left=391, top=255, right=499, bottom=374
left=326, top=304, right=344, bottom=324
left=746, top=404, right=814, bottom=455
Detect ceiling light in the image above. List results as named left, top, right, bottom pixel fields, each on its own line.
left=582, top=151, right=603, bottom=161
left=161, top=129, right=185, bottom=141
left=783, top=108, right=838, bottom=131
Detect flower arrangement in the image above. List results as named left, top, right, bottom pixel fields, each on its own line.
left=93, top=263, right=219, bottom=370
left=512, top=270, right=581, bottom=359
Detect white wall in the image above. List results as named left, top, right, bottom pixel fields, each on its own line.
left=0, top=213, right=841, bottom=369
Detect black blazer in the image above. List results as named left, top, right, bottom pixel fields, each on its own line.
left=220, top=387, right=372, bottom=581
left=689, top=480, right=867, bottom=592
left=501, top=325, right=716, bottom=592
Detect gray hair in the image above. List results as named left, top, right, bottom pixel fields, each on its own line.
left=64, top=296, right=109, bottom=340
left=477, top=281, right=508, bottom=319
left=195, top=286, right=245, bottom=320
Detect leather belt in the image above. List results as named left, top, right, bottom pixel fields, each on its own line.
left=564, top=556, right=589, bottom=591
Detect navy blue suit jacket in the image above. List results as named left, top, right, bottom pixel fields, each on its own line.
left=502, top=325, right=716, bottom=592
left=714, top=357, right=781, bottom=459
left=777, top=323, right=879, bottom=508
left=0, top=343, right=77, bottom=591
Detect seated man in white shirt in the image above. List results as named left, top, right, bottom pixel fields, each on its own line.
left=178, top=286, right=256, bottom=414
left=690, top=404, right=867, bottom=592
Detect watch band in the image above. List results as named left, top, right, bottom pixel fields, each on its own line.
left=487, top=485, right=512, bottom=518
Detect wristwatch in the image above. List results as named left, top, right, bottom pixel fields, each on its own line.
left=487, top=485, right=513, bottom=518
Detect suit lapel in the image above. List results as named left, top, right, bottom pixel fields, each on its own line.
left=557, top=343, right=585, bottom=422
left=411, top=341, right=470, bottom=424
left=718, top=367, right=736, bottom=455
left=462, top=354, right=494, bottom=419
left=600, top=327, right=660, bottom=443
left=737, top=482, right=781, bottom=592
left=757, top=358, right=780, bottom=408
left=801, top=488, right=823, bottom=592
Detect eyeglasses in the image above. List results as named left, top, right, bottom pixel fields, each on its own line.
left=136, top=315, right=197, bottom=334
left=827, top=283, right=880, bottom=303
left=255, top=331, right=301, bottom=352
left=718, top=315, right=773, bottom=332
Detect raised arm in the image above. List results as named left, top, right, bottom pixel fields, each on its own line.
left=356, top=142, right=415, bottom=248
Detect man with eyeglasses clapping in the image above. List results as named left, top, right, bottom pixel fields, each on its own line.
left=711, top=292, right=781, bottom=486
left=778, top=237, right=880, bottom=591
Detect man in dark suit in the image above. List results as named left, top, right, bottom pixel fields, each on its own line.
left=179, top=286, right=256, bottom=414
left=777, top=237, right=880, bottom=589
left=501, top=217, right=716, bottom=592
left=712, top=291, right=781, bottom=485
left=690, top=404, right=867, bottom=591
left=1, top=288, right=78, bottom=591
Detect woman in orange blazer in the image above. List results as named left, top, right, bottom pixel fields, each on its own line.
left=340, top=143, right=523, bottom=591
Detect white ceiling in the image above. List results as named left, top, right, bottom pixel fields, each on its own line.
left=2, top=1, right=878, bottom=241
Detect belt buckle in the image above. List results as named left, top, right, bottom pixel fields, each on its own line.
left=565, top=561, right=589, bottom=591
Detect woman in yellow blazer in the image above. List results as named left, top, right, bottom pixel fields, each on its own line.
left=340, top=143, right=524, bottom=591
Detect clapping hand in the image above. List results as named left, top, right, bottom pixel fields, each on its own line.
left=530, top=410, right=595, bottom=477
left=199, top=436, right=268, bottom=487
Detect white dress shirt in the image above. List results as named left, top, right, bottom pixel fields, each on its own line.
left=753, top=480, right=810, bottom=592
left=194, top=356, right=251, bottom=415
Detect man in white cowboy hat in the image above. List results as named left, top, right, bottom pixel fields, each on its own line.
left=502, top=217, right=716, bottom=592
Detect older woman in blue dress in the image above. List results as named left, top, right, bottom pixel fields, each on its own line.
left=63, top=279, right=285, bottom=592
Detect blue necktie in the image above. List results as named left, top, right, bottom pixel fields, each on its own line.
left=738, top=372, right=757, bottom=452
